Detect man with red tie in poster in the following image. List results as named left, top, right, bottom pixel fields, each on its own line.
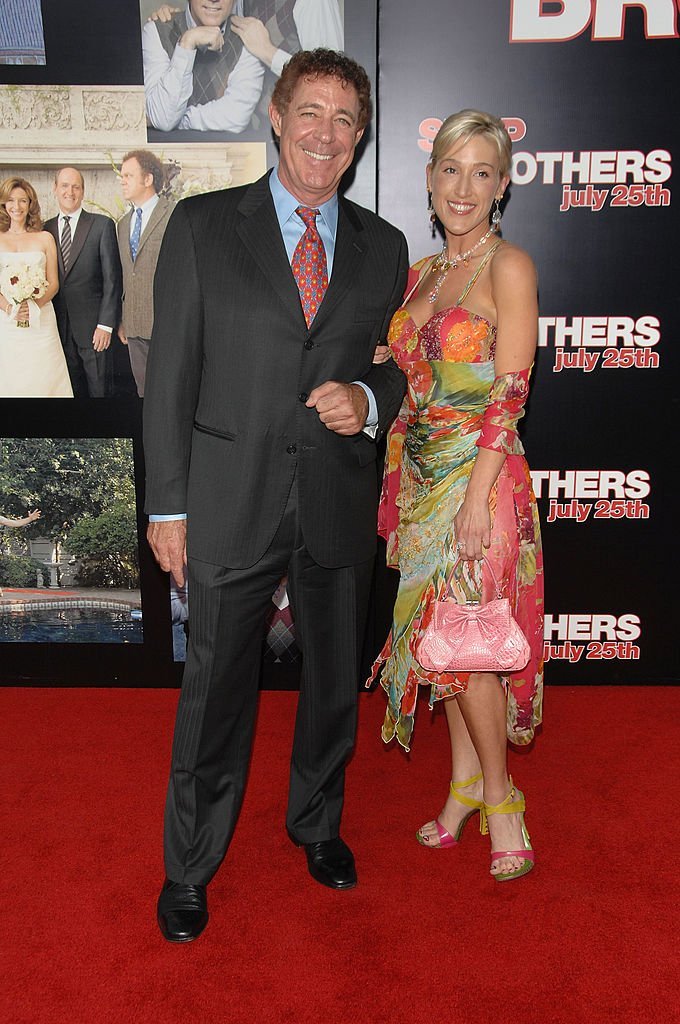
left=144, top=49, right=408, bottom=942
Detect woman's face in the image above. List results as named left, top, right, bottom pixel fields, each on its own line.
left=4, top=187, right=30, bottom=228
left=427, top=134, right=508, bottom=244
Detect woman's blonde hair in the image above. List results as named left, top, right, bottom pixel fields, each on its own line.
left=0, top=177, right=43, bottom=232
left=430, top=110, right=512, bottom=178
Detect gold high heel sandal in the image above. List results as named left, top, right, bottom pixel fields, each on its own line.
left=480, top=778, right=535, bottom=881
left=416, top=771, right=484, bottom=849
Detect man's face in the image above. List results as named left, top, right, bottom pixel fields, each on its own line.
left=54, top=168, right=84, bottom=214
left=120, top=159, right=154, bottom=206
left=189, top=0, right=234, bottom=26
left=270, top=75, right=364, bottom=207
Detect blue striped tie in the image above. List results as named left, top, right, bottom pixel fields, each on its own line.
left=130, top=207, right=143, bottom=262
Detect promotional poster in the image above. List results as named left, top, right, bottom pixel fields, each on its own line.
left=0, top=0, right=676, bottom=686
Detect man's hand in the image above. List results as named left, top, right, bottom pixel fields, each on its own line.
left=306, top=381, right=369, bottom=435
left=92, top=327, right=112, bottom=352
left=230, top=16, right=277, bottom=66
left=180, top=25, right=224, bottom=51
left=147, top=519, right=187, bottom=588
left=147, top=4, right=180, bottom=22
left=118, top=324, right=128, bottom=345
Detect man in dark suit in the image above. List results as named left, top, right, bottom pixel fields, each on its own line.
left=45, top=167, right=122, bottom=398
left=144, top=49, right=408, bottom=943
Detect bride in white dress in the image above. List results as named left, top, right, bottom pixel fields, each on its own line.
left=0, top=176, right=73, bottom=397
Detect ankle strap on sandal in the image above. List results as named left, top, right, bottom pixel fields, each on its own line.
left=479, top=782, right=526, bottom=835
left=449, top=772, right=484, bottom=810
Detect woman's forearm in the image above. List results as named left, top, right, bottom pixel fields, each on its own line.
left=36, top=284, right=58, bottom=307
left=465, top=447, right=506, bottom=504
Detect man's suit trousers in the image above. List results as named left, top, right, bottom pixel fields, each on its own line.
left=163, top=478, right=374, bottom=885
left=126, top=336, right=150, bottom=397
left=60, top=320, right=108, bottom=397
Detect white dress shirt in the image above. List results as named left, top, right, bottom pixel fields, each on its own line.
left=59, top=205, right=83, bottom=241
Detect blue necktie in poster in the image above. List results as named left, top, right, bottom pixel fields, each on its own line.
left=129, top=208, right=143, bottom=262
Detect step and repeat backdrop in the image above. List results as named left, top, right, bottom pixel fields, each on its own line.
left=0, top=0, right=675, bottom=686
left=0, top=0, right=367, bottom=687
left=377, top=0, right=677, bottom=683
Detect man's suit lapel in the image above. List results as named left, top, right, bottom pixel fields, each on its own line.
left=66, top=211, right=93, bottom=277
left=309, top=197, right=365, bottom=334
left=119, top=210, right=133, bottom=269
left=235, top=176, right=367, bottom=333
left=135, top=199, right=168, bottom=260
left=236, top=174, right=305, bottom=326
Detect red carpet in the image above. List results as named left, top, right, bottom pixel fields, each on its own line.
left=2, top=685, right=678, bottom=1024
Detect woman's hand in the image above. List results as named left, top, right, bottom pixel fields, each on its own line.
left=454, top=496, right=491, bottom=561
left=28, top=509, right=41, bottom=522
left=17, top=300, right=29, bottom=323
left=372, top=344, right=391, bottom=364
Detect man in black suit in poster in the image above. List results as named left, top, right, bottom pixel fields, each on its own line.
left=45, top=167, right=122, bottom=397
left=144, top=50, right=408, bottom=942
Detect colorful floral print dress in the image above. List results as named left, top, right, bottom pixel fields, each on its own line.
left=369, top=243, right=544, bottom=750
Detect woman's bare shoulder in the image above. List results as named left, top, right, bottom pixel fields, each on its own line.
left=490, top=241, right=537, bottom=287
left=37, top=229, right=57, bottom=252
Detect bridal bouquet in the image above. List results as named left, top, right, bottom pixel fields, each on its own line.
left=1, top=262, right=48, bottom=327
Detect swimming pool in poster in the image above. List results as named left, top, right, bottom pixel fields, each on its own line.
left=0, top=603, right=143, bottom=643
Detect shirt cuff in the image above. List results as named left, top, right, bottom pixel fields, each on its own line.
left=173, top=40, right=196, bottom=67
left=96, top=324, right=113, bottom=333
left=353, top=381, right=378, bottom=438
left=148, top=513, right=187, bottom=521
left=270, top=48, right=288, bottom=78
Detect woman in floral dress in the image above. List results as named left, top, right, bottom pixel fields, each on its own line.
left=369, top=111, right=543, bottom=882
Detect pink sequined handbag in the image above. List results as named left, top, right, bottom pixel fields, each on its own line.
left=415, top=559, right=531, bottom=674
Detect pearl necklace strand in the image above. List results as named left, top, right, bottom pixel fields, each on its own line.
left=427, top=227, right=495, bottom=303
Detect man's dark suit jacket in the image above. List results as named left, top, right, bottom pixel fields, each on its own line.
left=143, top=171, right=409, bottom=571
left=45, top=210, right=122, bottom=353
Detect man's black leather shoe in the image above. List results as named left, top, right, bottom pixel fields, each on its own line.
left=157, top=879, right=208, bottom=942
left=302, top=837, right=357, bottom=890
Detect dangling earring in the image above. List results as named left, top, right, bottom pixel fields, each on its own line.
left=491, top=197, right=502, bottom=231
left=428, top=190, right=437, bottom=239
